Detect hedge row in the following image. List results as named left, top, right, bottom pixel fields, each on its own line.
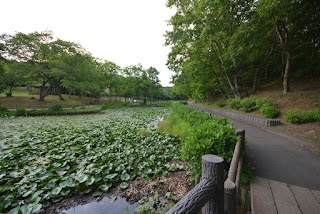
left=284, top=109, right=320, bottom=124
left=171, top=103, right=239, bottom=176
left=215, top=97, right=278, bottom=118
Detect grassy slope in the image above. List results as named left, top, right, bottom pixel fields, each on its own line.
left=0, top=87, right=120, bottom=109
left=203, top=77, right=320, bottom=145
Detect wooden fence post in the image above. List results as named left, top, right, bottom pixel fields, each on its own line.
left=202, top=155, right=225, bottom=214
left=166, top=155, right=224, bottom=214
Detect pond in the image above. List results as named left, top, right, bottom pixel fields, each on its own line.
left=59, top=195, right=138, bottom=214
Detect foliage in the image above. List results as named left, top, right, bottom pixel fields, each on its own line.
left=260, top=104, right=278, bottom=118
left=178, top=101, right=187, bottom=105
left=170, top=103, right=239, bottom=176
left=284, top=109, right=320, bottom=124
left=255, top=98, right=270, bottom=109
left=240, top=97, right=257, bottom=112
left=135, top=191, right=177, bottom=214
left=215, top=100, right=226, bottom=107
left=158, top=113, right=191, bottom=139
left=0, top=107, right=183, bottom=213
left=0, top=105, right=8, bottom=113
left=101, top=103, right=129, bottom=110
left=15, top=108, right=26, bottom=116
left=165, top=0, right=320, bottom=100
left=49, top=104, right=63, bottom=112
left=227, top=98, right=241, bottom=109
left=5, top=91, right=12, bottom=97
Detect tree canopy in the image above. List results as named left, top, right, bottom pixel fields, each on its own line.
left=165, top=0, right=320, bottom=100
left=0, top=31, right=166, bottom=102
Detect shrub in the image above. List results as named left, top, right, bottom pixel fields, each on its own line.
left=179, top=101, right=188, bottom=105
left=215, top=100, right=226, bottom=107
left=5, top=91, right=12, bottom=97
left=255, top=98, right=270, bottom=109
left=170, top=103, right=239, bottom=176
left=16, top=108, right=26, bottom=116
left=0, top=105, right=8, bottom=113
left=50, top=104, right=63, bottom=112
left=101, top=103, right=129, bottom=110
left=284, top=110, right=308, bottom=124
left=310, top=110, right=320, bottom=122
left=227, top=98, right=241, bottom=109
left=260, top=104, right=278, bottom=118
left=240, top=97, right=257, bottom=112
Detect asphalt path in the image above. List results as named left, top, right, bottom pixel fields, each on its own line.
left=189, top=104, right=320, bottom=190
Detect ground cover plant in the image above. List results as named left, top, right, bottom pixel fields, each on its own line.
left=0, top=107, right=183, bottom=213
left=0, top=105, right=101, bottom=117
left=161, top=103, right=240, bottom=177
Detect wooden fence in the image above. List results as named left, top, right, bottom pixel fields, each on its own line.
left=166, top=130, right=245, bottom=214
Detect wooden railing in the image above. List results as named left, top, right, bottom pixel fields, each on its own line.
left=166, top=130, right=245, bottom=214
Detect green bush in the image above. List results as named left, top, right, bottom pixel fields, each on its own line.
left=5, top=91, right=12, bottom=97
left=170, top=103, right=239, bottom=176
left=284, top=110, right=308, bottom=124
left=101, top=103, right=129, bottom=110
left=215, top=100, right=225, bottom=107
left=307, top=109, right=320, bottom=122
left=179, top=101, right=188, bottom=105
left=0, top=105, right=8, bottom=113
left=50, top=104, right=63, bottom=112
left=240, top=97, right=257, bottom=112
left=255, top=98, right=269, bottom=109
left=260, top=104, right=278, bottom=118
left=16, top=108, right=26, bottom=116
left=227, top=98, right=241, bottom=109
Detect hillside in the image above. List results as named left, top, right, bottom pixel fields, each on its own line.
left=203, top=77, right=320, bottom=146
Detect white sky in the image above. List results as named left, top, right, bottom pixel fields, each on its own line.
left=1, top=0, right=175, bottom=86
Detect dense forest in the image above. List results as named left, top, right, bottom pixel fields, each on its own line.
left=165, top=0, right=319, bottom=101
left=0, top=31, right=182, bottom=102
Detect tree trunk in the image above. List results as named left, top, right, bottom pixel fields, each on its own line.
left=276, top=21, right=290, bottom=94
left=283, top=51, right=291, bottom=94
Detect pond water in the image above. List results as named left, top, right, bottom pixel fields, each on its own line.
left=60, top=196, right=138, bottom=214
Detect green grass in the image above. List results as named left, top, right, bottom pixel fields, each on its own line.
left=158, top=113, right=191, bottom=139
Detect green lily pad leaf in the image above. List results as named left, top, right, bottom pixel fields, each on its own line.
left=60, top=179, right=76, bottom=187
left=60, top=189, right=71, bottom=196
left=120, top=173, right=130, bottom=181
left=99, top=184, right=109, bottom=192
left=84, top=188, right=92, bottom=194
left=94, top=176, right=102, bottom=182
left=8, top=207, right=20, bottom=214
left=29, top=196, right=41, bottom=204
left=51, top=186, right=62, bottom=195
left=120, top=182, right=128, bottom=189
left=32, top=203, right=42, bottom=213
left=106, top=173, right=117, bottom=179
left=0, top=173, right=6, bottom=179
left=20, top=204, right=33, bottom=214
left=22, top=190, right=33, bottom=198
left=75, top=174, right=88, bottom=183
left=52, top=197, right=63, bottom=203
left=85, top=177, right=95, bottom=186
left=92, top=191, right=103, bottom=197
left=111, top=196, right=117, bottom=202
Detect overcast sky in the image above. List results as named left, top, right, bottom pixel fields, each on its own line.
left=1, top=0, right=176, bottom=86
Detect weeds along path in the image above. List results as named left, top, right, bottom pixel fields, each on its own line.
left=188, top=104, right=320, bottom=190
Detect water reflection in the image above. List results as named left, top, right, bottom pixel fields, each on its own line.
left=61, top=196, right=138, bottom=214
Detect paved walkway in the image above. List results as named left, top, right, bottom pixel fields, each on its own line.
left=251, top=177, right=320, bottom=214
left=188, top=103, right=320, bottom=190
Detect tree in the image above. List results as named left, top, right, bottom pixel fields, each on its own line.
left=0, top=60, right=25, bottom=95
left=0, top=31, right=94, bottom=101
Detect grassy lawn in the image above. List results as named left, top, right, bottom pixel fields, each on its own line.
left=0, top=87, right=104, bottom=109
